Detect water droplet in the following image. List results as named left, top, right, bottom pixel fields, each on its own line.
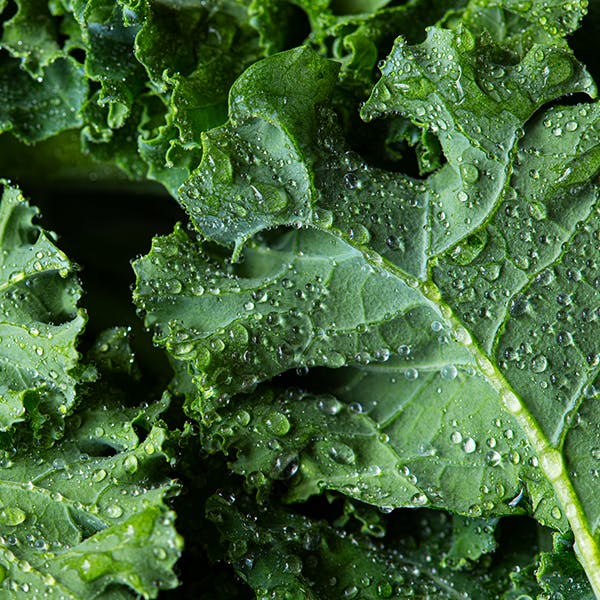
left=556, top=331, right=573, bottom=346
left=411, top=492, right=429, bottom=505
left=0, top=507, right=26, bottom=526
left=486, top=451, right=501, bottom=467
left=106, top=504, right=124, bottom=519
left=366, top=464, right=382, bottom=477
left=124, top=455, right=138, bottom=474
left=265, top=412, right=290, bottom=436
left=92, top=469, right=107, bottom=482
left=530, top=354, right=548, bottom=373
left=460, top=164, right=479, bottom=183
left=317, top=396, right=343, bottom=416
left=348, top=224, right=371, bottom=245
left=463, top=437, right=476, bottom=454
left=272, top=454, right=299, bottom=479
left=349, top=402, right=364, bottom=414
left=431, top=320, right=444, bottom=332
left=509, top=295, right=529, bottom=317
left=404, top=367, right=419, bottom=380
left=440, top=364, right=457, bottom=380
left=385, top=235, right=405, bottom=251
left=397, top=344, right=411, bottom=357
left=52, top=458, right=66, bottom=470
left=536, top=269, right=554, bottom=286
left=343, top=172, right=360, bottom=190
left=481, top=263, right=501, bottom=281
left=328, top=443, right=356, bottom=465
left=165, top=278, right=182, bottom=294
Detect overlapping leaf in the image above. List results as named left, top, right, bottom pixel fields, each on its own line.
left=203, top=383, right=557, bottom=523
left=0, top=401, right=181, bottom=598
left=206, top=489, right=537, bottom=599
left=136, top=1, right=600, bottom=594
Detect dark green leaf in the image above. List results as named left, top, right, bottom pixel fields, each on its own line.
left=0, top=58, right=86, bottom=143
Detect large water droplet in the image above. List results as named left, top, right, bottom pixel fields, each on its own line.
left=0, top=506, right=26, bottom=526
left=328, top=443, right=356, bottom=465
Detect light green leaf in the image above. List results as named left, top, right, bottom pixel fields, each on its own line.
left=0, top=183, right=85, bottom=434
left=0, top=402, right=181, bottom=598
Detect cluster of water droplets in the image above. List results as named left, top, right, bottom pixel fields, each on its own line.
left=0, top=419, right=179, bottom=594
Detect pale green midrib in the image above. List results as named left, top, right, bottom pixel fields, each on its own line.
left=0, top=263, right=69, bottom=295
left=0, top=476, right=109, bottom=520
left=342, top=238, right=600, bottom=599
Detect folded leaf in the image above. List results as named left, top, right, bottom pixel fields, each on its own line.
left=0, top=58, right=86, bottom=143
left=206, top=489, right=535, bottom=599
left=0, top=183, right=85, bottom=434
left=203, top=385, right=558, bottom=523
